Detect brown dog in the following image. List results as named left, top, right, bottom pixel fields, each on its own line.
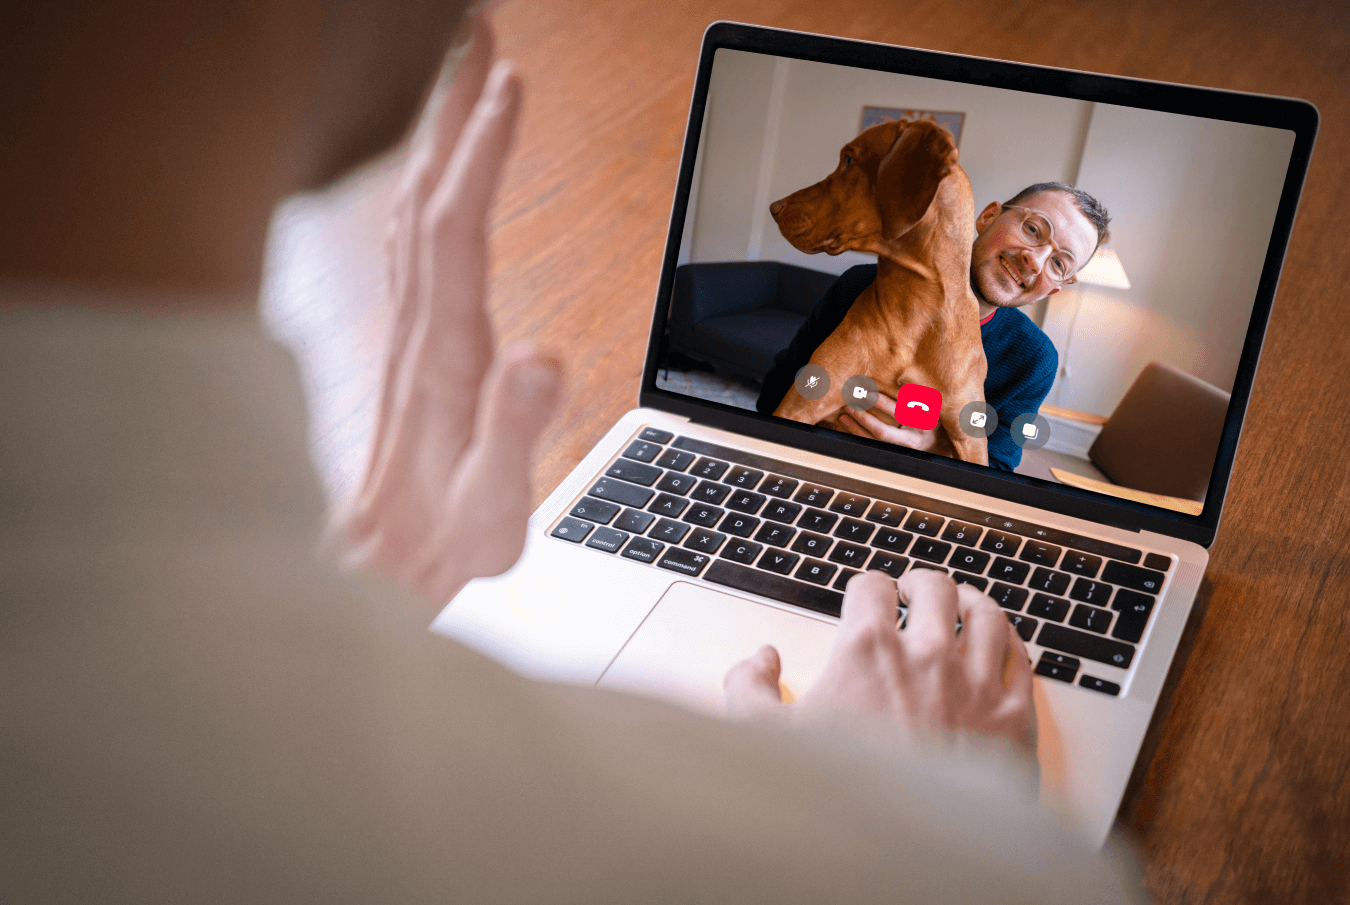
left=769, top=119, right=988, bottom=466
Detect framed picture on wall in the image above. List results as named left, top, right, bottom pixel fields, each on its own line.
left=860, top=106, right=965, bottom=146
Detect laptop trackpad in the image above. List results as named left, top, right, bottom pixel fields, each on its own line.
left=597, top=582, right=838, bottom=716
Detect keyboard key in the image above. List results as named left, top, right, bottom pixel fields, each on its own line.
left=655, top=471, right=697, bottom=495
left=873, top=529, right=913, bottom=554
left=690, top=480, right=732, bottom=505
left=790, top=532, right=833, bottom=558
left=691, top=457, right=729, bottom=481
left=605, top=458, right=662, bottom=486
left=908, top=562, right=948, bottom=574
left=1069, top=577, right=1113, bottom=606
left=949, top=547, right=990, bottom=574
left=828, top=542, right=870, bottom=569
left=989, top=583, right=1029, bottom=611
left=763, top=500, right=803, bottom=524
left=613, top=508, right=656, bottom=534
left=1029, top=568, right=1071, bottom=596
left=759, top=475, right=799, bottom=499
left=648, top=493, right=689, bottom=518
left=990, top=557, right=1030, bottom=584
left=682, top=503, right=724, bottom=528
left=1080, top=675, right=1121, bottom=696
left=1035, top=659, right=1078, bottom=683
left=1061, top=551, right=1103, bottom=578
left=638, top=427, right=674, bottom=445
left=758, top=549, right=800, bottom=575
left=1040, top=652, right=1080, bottom=670
left=909, top=537, right=952, bottom=564
left=866, top=551, right=909, bottom=578
left=833, top=568, right=861, bottom=591
left=1069, top=604, right=1113, bottom=634
left=650, top=518, right=690, bottom=543
left=754, top=523, right=795, bottom=548
left=1027, top=594, right=1070, bottom=622
left=622, top=440, right=662, bottom=463
left=718, top=510, right=761, bottom=540
left=655, top=448, right=696, bottom=471
left=979, top=530, right=1022, bottom=556
left=794, top=483, right=834, bottom=507
left=1036, top=623, right=1136, bottom=669
left=795, top=559, right=838, bottom=586
left=705, top=559, right=843, bottom=618
left=685, top=528, right=726, bottom=555
left=720, top=539, right=763, bottom=565
left=1144, top=552, right=1173, bottom=572
left=724, top=490, right=767, bottom=514
left=952, top=572, right=989, bottom=591
left=1007, top=612, right=1038, bottom=642
left=1019, top=541, right=1062, bottom=567
left=865, top=501, right=907, bottom=527
left=569, top=496, right=620, bottom=524
left=718, top=513, right=760, bottom=538
left=723, top=466, right=765, bottom=488
left=905, top=511, right=944, bottom=536
left=657, top=547, right=711, bottom=577
left=829, top=493, right=870, bottom=516
left=621, top=537, right=664, bottom=563
left=798, top=508, right=838, bottom=533
left=1110, top=589, right=1156, bottom=643
left=585, top=527, right=629, bottom=553
left=833, top=518, right=875, bottom=544
left=941, top=521, right=983, bottom=547
left=551, top=516, right=593, bottom=543
left=1102, top=561, right=1167, bottom=595
left=588, top=476, right=654, bottom=509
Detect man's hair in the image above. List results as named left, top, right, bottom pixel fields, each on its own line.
left=1006, top=182, right=1111, bottom=255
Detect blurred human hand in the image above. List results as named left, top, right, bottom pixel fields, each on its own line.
left=725, top=569, right=1037, bottom=758
left=336, top=18, right=560, bottom=607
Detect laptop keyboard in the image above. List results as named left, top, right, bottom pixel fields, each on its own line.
left=550, top=428, right=1175, bottom=697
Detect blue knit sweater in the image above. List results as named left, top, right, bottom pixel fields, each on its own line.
left=756, top=264, right=1057, bottom=471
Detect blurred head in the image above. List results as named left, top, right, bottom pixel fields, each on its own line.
left=0, top=0, right=477, bottom=292
left=969, top=183, right=1109, bottom=309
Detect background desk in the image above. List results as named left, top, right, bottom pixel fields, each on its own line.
left=262, top=1, right=1350, bottom=901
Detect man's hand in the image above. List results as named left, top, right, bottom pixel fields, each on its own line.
left=336, top=19, right=560, bottom=607
left=838, top=391, right=954, bottom=455
left=724, top=569, right=1037, bottom=757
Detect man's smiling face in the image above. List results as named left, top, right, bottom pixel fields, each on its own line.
left=969, top=190, right=1099, bottom=308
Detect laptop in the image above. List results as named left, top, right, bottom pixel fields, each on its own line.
left=432, top=22, right=1317, bottom=845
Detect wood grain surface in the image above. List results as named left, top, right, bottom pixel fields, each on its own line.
left=262, top=1, right=1350, bottom=901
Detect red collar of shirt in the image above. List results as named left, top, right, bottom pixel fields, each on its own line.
left=980, top=309, right=997, bottom=326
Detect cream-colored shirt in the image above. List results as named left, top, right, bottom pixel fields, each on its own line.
left=0, top=304, right=1144, bottom=903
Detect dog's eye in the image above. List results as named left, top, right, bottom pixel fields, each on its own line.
left=842, top=154, right=853, bottom=171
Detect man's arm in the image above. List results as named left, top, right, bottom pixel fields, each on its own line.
left=981, top=308, right=1059, bottom=472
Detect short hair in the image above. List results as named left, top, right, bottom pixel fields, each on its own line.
left=1006, top=182, right=1111, bottom=255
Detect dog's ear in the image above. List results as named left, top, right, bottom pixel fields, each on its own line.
left=875, top=121, right=958, bottom=241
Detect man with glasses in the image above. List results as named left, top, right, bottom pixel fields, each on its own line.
left=758, top=182, right=1110, bottom=471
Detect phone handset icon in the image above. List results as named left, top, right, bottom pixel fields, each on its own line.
left=906, top=400, right=930, bottom=412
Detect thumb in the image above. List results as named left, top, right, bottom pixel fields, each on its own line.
left=724, top=645, right=787, bottom=718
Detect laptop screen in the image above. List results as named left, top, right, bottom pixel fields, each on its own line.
left=646, top=30, right=1314, bottom=538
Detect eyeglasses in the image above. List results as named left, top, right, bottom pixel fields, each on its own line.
left=1001, top=204, right=1079, bottom=286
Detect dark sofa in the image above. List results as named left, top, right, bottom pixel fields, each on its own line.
left=665, top=261, right=840, bottom=382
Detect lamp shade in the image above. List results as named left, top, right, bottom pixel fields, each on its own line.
left=1075, top=247, right=1131, bottom=289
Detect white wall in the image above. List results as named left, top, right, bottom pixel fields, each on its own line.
left=1043, top=106, right=1295, bottom=414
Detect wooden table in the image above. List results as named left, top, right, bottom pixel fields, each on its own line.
left=262, top=1, right=1350, bottom=901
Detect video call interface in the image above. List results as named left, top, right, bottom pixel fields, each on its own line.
left=655, top=48, right=1296, bottom=516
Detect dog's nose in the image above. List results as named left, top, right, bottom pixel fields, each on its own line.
left=769, top=198, right=785, bottom=218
